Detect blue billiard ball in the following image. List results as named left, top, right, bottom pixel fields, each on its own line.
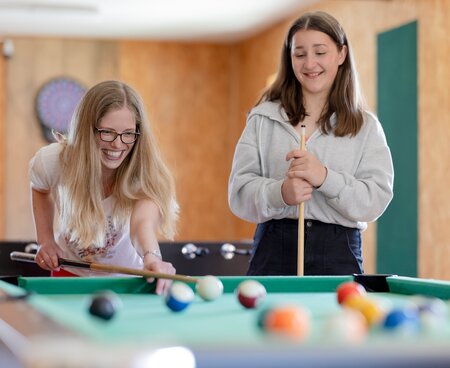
left=165, top=282, right=195, bottom=312
left=382, top=308, right=420, bottom=331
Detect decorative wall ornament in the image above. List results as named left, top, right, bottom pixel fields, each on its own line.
left=35, top=77, right=86, bottom=142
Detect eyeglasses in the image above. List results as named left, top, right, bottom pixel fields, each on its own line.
left=95, top=128, right=140, bottom=144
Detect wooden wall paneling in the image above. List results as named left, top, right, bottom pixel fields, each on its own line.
left=417, top=0, right=450, bottom=280
left=5, top=38, right=38, bottom=240
left=226, top=45, right=244, bottom=240
left=5, top=38, right=118, bottom=240
left=119, top=41, right=236, bottom=241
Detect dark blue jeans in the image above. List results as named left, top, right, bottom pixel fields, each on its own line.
left=247, top=219, right=363, bottom=276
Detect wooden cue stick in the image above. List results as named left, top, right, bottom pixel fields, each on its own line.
left=297, top=125, right=306, bottom=276
left=10, top=251, right=198, bottom=284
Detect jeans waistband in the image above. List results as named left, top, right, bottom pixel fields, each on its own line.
left=262, top=218, right=356, bottom=231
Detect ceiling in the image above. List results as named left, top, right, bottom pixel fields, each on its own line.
left=0, top=0, right=320, bottom=43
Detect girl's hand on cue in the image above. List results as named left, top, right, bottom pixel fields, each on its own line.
left=144, top=257, right=176, bottom=295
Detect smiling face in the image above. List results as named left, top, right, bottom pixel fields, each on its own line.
left=291, top=29, right=347, bottom=100
left=95, top=106, right=137, bottom=177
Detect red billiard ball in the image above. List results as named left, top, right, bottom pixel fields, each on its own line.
left=336, top=281, right=366, bottom=305
left=236, top=280, right=266, bottom=309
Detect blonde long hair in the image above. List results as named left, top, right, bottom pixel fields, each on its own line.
left=58, top=80, right=178, bottom=248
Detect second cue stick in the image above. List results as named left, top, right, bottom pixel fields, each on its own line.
left=297, top=125, right=306, bottom=276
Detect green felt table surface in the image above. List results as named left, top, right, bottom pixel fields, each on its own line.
left=1, top=275, right=449, bottom=350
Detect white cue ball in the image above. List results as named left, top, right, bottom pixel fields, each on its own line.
left=196, top=275, right=224, bottom=301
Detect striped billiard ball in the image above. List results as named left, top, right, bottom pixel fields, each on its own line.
left=236, top=280, right=266, bottom=309
left=165, top=282, right=195, bottom=312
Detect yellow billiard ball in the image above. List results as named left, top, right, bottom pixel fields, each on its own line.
left=343, top=295, right=385, bottom=326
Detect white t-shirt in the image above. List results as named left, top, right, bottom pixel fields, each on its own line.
left=29, top=143, right=143, bottom=276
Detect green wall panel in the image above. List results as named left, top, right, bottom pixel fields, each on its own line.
left=376, top=21, right=418, bottom=276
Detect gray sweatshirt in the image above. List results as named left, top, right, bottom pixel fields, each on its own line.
left=228, top=101, right=394, bottom=231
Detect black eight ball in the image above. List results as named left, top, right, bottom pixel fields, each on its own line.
left=88, top=293, right=119, bottom=321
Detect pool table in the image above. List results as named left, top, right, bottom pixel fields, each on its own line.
left=1, top=275, right=450, bottom=368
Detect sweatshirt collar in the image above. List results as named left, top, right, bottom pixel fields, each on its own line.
left=249, top=101, right=289, bottom=124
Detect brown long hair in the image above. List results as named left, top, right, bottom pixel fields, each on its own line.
left=260, top=11, right=365, bottom=137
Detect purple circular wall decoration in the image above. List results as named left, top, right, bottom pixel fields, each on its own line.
left=35, top=77, right=86, bottom=142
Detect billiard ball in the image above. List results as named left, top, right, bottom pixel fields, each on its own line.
left=324, top=309, right=368, bottom=343
left=261, top=305, right=311, bottom=341
left=257, top=307, right=273, bottom=330
left=382, top=307, right=420, bottom=332
left=343, top=295, right=385, bottom=326
left=409, top=296, right=447, bottom=332
left=236, top=280, right=266, bottom=309
left=196, top=275, right=224, bottom=301
left=88, top=291, right=122, bottom=321
left=165, top=282, right=195, bottom=312
left=336, top=281, right=366, bottom=305
left=410, top=295, right=448, bottom=318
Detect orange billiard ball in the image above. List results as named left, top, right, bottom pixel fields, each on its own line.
left=336, top=281, right=366, bottom=305
left=262, top=305, right=311, bottom=341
